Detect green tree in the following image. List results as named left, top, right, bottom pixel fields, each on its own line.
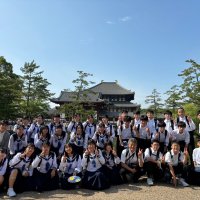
left=59, top=70, right=96, bottom=120
left=164, top=85, right=182, bottom=114
left=178, top=59, right=200, bottom=107
left=20, top=60, right=53, bottom=118
left=0, top=56, right=22, bottom=119
left=145, top=89, right=163, bottom=117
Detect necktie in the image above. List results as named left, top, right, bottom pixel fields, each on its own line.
left=45, top=162, right=50, bottom=172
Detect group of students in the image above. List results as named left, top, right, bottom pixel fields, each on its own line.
left=0, top=108, right=200, bottom=197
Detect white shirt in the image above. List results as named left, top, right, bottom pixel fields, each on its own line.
left=81, top=150, right=105, bottom=172
left=171, top=130, right=190, bottom=145
left=117, top=125, right=132, bottom=140
left=175, top=116, right=196, bottom=132
left=92, top=132, right=111, bottom=149
left=32, top=153, right=57, bottom=173
left=164, top=119, right=174, bottom=134
left=133, top=125, right=151, bottom=139
left=165, top=150, right=184, bottom=166
left=59, top=154, right=82, bottom=174
left=121, top=149, right=143, bottom=165
left=70, top=132, right=85, bottom=148
left=102, top=151, right=120, bottom=168
left=144, top=148, right=162, bottom=162
left=50, top=133, right=67, bottom=154
left=152, top=130, right=169, bottom=146
left=9, top=153, right=34, bottom=176
left=147, top=119, right=157, bottom=134
left=83, top=122, right=96, bottom=139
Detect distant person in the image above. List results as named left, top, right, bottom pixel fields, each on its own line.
left=0, top=120, right=10, bottom=153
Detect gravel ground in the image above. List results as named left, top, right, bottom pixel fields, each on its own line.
left=1, top=182, right=200, bottom=200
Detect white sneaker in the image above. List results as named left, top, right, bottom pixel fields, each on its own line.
left=7, top=188, right=16, bottom=197
left=147, top=178, right=154, bottom=186
left=178, top=178, right=189, bottom=187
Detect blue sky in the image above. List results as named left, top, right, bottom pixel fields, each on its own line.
left=0, top=0, right=200, bottom=108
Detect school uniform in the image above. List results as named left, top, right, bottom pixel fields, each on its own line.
left=171, top=130, right=190, bottom=151
left=144, top=148, right=163, bottom=180
left=120, top=148, right=144, bottom=183
left=147, top=119, right=157, bottom=137
left=50, top=132, right=67, bottom=157
left=59, top=154, right=82, bottom=189
left=28, top=123, right=44, bottom=143
left=164, top=119, right=174, bottom=134
left=92, top=132, right=111, bottom=150
left=102, top=150, right=122, bottom=185
left=133, top=125, right=151, bottom=151
left=83, top=122, right=96, bottom=140
left=191, top=147, right=200, bottom=185
left=9, top=153, right=35, bottom=192
left=48, top=122, right=65, bottom=136
left=164, top=150, right=187, bottom=183
left=117, top=125, right=133, bottom=156
left=152, top=130, right=169, bottom=153
left=67, top=121, right=81, bottom=134
left=81, top=150, right=110, bottom=190
left=175, top=116, right=196, bottom=160
left=131, top=119, right=141, bottom=126
left=8, top=133, right=27, bottom=156
left=32, top=152, right=59, bottom=192
left=34, top=133, right=50, bottom=154
left=104, top=123, right=116, bottom=141
left=70, top=132, right=85, bottom=156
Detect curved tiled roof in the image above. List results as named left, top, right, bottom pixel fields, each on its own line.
left=89, top=82, right=134, bottom=95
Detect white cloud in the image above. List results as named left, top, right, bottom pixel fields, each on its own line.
left=105, top=20, right=115, bottom=25
left=119, top=16, right=132, bottom=22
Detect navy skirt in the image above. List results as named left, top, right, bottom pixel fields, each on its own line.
left=82, top=167, right=110, bottom=190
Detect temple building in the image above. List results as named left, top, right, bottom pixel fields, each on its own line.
left=50, top=81, right=140, bottom=119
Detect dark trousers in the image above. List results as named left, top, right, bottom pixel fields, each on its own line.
left=120, top=164, right=142, bottom=183
left=144, top=162, right=163, bottom=180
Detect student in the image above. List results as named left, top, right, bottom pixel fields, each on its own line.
left=117, top=116, right=133, bottom=156
left=81, top=139, right=110, bottom=190
left=8, top=125, right=27, bottom=156
left=0, top=120, right=10, bottom=154
left=175, top=107, right=196, bottom=162
left=0, top=148, right=8, bottom=192
left=146, top=110, right=158, bottom=138
left=59, top=143, right=82, bottom=189
left=34, top=126, right=51, bottom=155
left=28, top=114, right=45, bottom=143
left=101, top=115, right=115, bottom=141
left=190, top=138, right=200, bottom=185
left=83, top=115, right=96, bottom=146
left=117, top=110, right=128, bottom=127
left=120, top=138, right=144, bottom=183
left=131, top=111, right=141, bottom=126
left=49, top=114, right=64, bottom=136
left=102, top=142, right=122, bottom=185
left=171, top=121, right=190, bottom=152
left=144, top=140, right=163, bottom=186
left=50, top=125, right=67, bottom=163
left=153, top=121, right=169, bottom=154
left=67, top=114, right=82, bottom=134
left=164, top=110, right=174, bottom=135
left=164, top=142, right=189, bottom=187
left=7, top=144, right=35, bottom=197
left=133, top=115, right=151, bottom=151
left=92, top=122, right=112, bottom=150
left=70, top=123, right=85, bottom=156
left=21, top=117, right=30, bottom=138
left=32, top=141, right=59, bottom=192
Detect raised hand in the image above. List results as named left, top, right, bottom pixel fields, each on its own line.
left=112, top=149, right=117, bottom=157
left=138, top=148, right=143, bottom=158
left=95, top=147, right=99, bottom=156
